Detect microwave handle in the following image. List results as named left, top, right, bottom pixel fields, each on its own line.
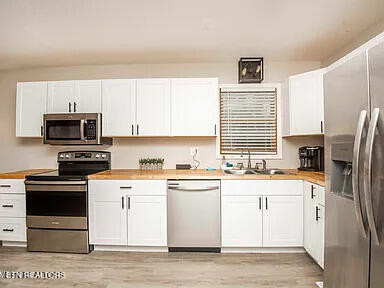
left=80, top=119, right=87, bottom=141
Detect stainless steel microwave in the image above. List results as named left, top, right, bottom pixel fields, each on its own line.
left=43, top=113, right=112, bottom=145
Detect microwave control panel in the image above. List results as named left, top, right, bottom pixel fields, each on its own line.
left=86, top=120, right=97, bottom=140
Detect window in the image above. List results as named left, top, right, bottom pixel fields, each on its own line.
left=217, top=84, right=281, bottom=159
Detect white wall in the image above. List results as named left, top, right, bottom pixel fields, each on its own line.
left=0, top=61, right=323, bottom=172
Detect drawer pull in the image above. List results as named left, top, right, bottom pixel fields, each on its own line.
left=3, top=228, right=14, bottom=232
left=2, top=204, right=14, bottom=208
left=0, top=185, right=11, bottom=188
left=120, top=186, right=132, bottom=189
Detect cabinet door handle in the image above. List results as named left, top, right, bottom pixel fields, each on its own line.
left=122, top=196, right=124, bottom=210
left=311, top=185, right=315, bottom=199
left=128, top=197, right=131, bottom=210
left=137, top=124, right=139, bottom=135
left=69, top=102, right=72, bottom=112
left=320, top=121, right=324, bottom=133
left=131, top=124, right=134, bottom=136
left=40, top=125, right=44, bottom=136
left=259, top=197, right=262, bottom=210
left=214, top=124, right=217, bottom=136
left=316, top=206, right=320, bottom=221
left=265, top=197, right=268, bottom=210
left=3, top=228, right=14, bottom=232
left=2, top=204, right=13, bottom=208
left=74, top=102, right=77, bottom=112
left=0, top=185, right=11, bottom=188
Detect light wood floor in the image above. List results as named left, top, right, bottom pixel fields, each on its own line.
left=0, top=247, right=323, bottom=288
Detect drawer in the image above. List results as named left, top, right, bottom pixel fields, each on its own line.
left=0, top=179, right=25, bottom=194
left=0, top=194, right=26, bottom=217
left=315, top=185, right=325, bottom=206
left=89, top=180, right=167, bottom=196
left=0, top=217, right=26, bottom=242
left=221, top=180, right=303, bottom=196
left=221, top=180, right=265, bottom=196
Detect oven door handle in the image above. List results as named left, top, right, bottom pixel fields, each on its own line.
left=25, top=181, right=86, bottom=185
left=80, top=120, right=87, bottom=142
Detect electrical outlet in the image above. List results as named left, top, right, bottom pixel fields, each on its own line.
left=190, top=147, right=198, bottom=156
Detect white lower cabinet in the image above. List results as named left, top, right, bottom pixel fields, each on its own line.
left=0, top=179, right=26, bottom=243
left=221, top=196, right=263, bottom=247
left=263, top=196, right=303, bottom=247
left=88, top=182, right=127, bottom=245
left=127, top=196, right=167, bottom=246
left=221, top=180, right=304, bottom=248
left=304, top=181, right=325, bottom=268
left=88, top=180, right=167, bottom=247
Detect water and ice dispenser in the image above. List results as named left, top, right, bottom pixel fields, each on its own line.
left=331, top=143, right=353, bottom=198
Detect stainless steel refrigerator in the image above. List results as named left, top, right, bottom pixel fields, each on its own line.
left=324, top=40, right=384, bottom=288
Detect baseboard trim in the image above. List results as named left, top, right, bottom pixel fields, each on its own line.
left=221, top=247, right=306, bottom=253
left=94, top=245, right=168, bottom=252
left=2, top=241, right=27, bottom=247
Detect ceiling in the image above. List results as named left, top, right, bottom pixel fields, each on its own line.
left=0, top=0, right=383, bottom=71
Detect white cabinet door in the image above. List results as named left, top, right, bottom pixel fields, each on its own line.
left=16, top=82, right=47, bottom=137
left=222, top=196, right=263, bottom=247
left=74, top=80, right=102, bottom=113
left=88, top=182, right=127, bottom=245
left=171, top=78, right=218, bottom=136
left=127, top=196, right=167, bottom=246
left=316, top=204, right=325, bottom=269
left=289, top=69, right=324, bottom=135
left=263, top=196, right=303, bottom=247
left=47, top=81, right=75, bottom=113
left=102, top=79, right=136, bottom=136
left=136, top=79, right=171, bottom=136
left=303, top=181, right=313, bottom=254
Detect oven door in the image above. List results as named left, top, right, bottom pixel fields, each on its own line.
left=25, top=180, right=88, bottom=229
left=43, top=113, right=100, bottom=145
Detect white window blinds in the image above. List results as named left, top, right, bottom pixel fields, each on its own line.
left=220, top=88, right=278, bottom=155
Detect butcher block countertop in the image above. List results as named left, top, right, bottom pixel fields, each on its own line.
left=0, top=169, right=53, bottom=179
left=89, top=169, right=325, bottom=186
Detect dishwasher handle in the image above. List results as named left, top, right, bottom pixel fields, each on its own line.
left=168, top=186, right=219, bottom=192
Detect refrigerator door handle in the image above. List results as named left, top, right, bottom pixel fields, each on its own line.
left=352, top=110, right=369, bottom=238
left=364, top=107, right=380, bottom=245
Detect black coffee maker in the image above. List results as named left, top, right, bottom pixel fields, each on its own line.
left=298, top=146, right=324, bottom=171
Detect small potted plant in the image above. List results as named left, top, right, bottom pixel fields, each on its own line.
left=139, top=158, right=165, bottom=170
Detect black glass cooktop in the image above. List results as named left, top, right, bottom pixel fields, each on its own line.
left=25, top=170, right=90, bottom=181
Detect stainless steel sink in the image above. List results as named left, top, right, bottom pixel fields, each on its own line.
left=254, top=169, right=292, bottom=175
left=223, top=169, right=257, bottom=175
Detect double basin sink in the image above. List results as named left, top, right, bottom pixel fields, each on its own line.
left=224, top=169, right=292, bottom=175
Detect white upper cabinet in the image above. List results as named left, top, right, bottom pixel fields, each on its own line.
left=136, top=79, right=171, bottom=136
left=171, top=78, right=218, bottom=136
left=74, top=80, right=102, bottom=113
left=48, top=80, right=101, bottom=113
left=263, top=195, right=303, bottom=247
left=102, top=79, right=137, bottom=137
left=283, top=69, right=325, bottom=136
left=16, top=82, right=47, bottom=137
left=47, top=81, right=75, bottom=113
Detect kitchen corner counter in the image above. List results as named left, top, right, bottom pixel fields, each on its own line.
left=88, top=169, right=325, bottom=186
left=0, top=169, right=54, bottom=179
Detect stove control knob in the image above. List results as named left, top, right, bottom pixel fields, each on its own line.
left=59, top=154, right=64, bottom=159
left=65, top=154, right=70, bottom=159
left=101, top=154, right=106, bottom=159
left=95, top=154, right=100, bottom=159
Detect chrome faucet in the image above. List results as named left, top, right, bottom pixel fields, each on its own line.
left=241, top=149, right=252, bottom=169
left=255, top=159, right=267, bottom=171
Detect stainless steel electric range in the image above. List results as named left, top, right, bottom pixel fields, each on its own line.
left=25, top=151, right=111, bottom=253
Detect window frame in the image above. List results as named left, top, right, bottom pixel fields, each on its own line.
left=216, top=83, right=282, bottom=160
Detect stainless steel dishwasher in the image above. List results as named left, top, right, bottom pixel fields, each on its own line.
left=167, top=180, right=221, bottom=252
